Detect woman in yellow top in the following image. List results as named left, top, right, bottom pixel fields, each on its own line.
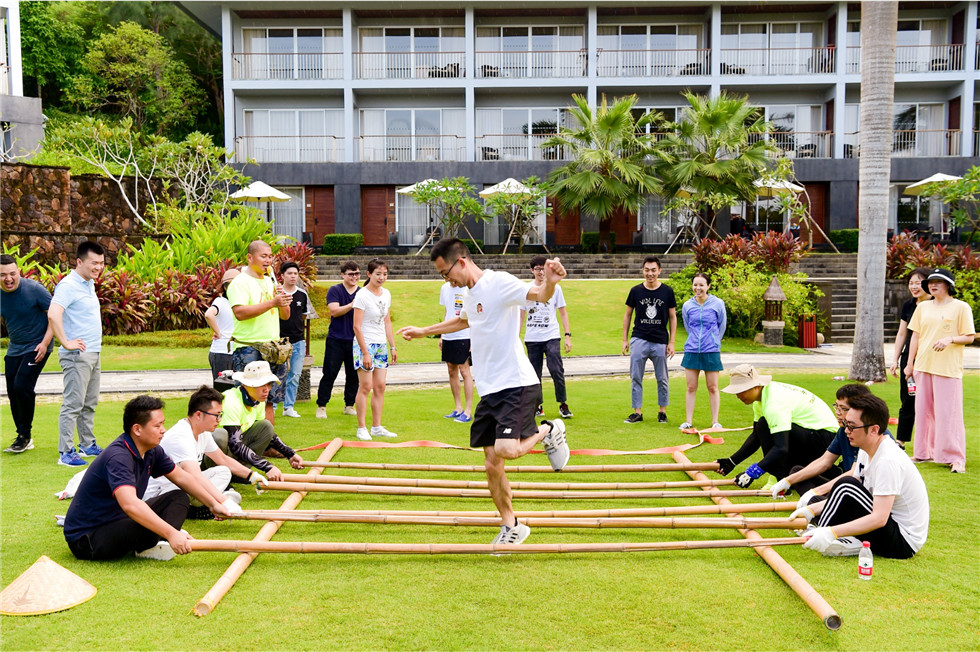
left=904, top=268, right=976, bottom=473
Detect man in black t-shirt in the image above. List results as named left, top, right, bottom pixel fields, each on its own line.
left=316, top=260, right=361, bottom=419
left=277, top=262, right=311, bottom=418
left=622, top=256, right=676, bottom=424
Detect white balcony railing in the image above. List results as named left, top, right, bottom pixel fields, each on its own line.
left=719, top=46, right=836, bottom=75
left=842, top=130, right=961, bottom=158
left=595, top=49, right=711, bottom=77
left=236, top=136, right=344, bottom=163
left=232, top=52, right=343, bottom=80
left=354, top=52, right=464, bottom=80
left=767, top=131, right=834, bottom=158
left=474, top=50, right=587, bottom=78
left=359, top=134, right=465, bottom=162
left=845, top=43, right=964, bottom=74
left=475, top=134, right=565, bottom=161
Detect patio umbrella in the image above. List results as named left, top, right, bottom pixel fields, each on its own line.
left=479, top=178, right=546, bottom=254
left=396, top=179, right=439, bottom=195
left=903, top=172, right=962, bottom=196
left=753, top=178, right=805, bottom=197
left=230, top=181, right=292, bottom=226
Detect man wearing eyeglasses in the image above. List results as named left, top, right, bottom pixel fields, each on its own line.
left=791, top=393, right=929, bottom=558
left=144, top=385, right=265, bottom=518
left=316, top=260, right=361, bottom=419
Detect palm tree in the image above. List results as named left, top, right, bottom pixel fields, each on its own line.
left=543, top=94, right=661, bottom=252
left=653, top=91, right=773, bottom=236
left=849, top=1, right=897, bottom=382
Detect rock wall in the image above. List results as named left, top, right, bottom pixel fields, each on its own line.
left=0, top=163, right=167, bottom=265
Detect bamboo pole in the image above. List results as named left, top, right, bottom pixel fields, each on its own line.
left=274, top=474, right=736, bottom=490
left=234, top=502, right=796, bottom=519
left=189, top=537, right=805, bottom=555
left=192, top=438, right=344, bottom=617
left=229, top=511, right=808, bottom=530
left=258, top=480, right=771, bottom=500
left=672, top=451, right=841, bottom=631
left=301, top=461, right=721, bottom=473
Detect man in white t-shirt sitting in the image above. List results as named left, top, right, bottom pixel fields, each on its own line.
left=144, top=386, right=268, bottom=519
left=398, top=239, right=571, bottom=546
left=792, top=393, right=929, bottom=558
left=523, top=254, right=573, bottom=419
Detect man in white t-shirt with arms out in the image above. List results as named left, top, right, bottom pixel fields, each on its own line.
left=398, top=238, right=571, bottom=546
left=792, top=393, right=929, bottom=558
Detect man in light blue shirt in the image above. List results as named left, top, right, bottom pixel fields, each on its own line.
left=48, top=241, right=106, bottom=467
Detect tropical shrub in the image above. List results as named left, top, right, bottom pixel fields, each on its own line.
left=690, top=231, right=806, bottom=274
left=322, top=233, right=364, bottom=255
left=96, top=271, right=153, bottom=335
left=460, top=238, right=484, bottom=254
left=886, top=233, right=979, bottom=279
left=828, top=229, right=859, bottom=252
left=953, top=268, right=980, bottom=333
left=273, top=242, right=318, bottom=289
left=581, top=231, right=616, bottom=254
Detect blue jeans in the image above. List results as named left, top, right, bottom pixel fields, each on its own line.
left=282, top=341, right=306, bottom=409
left=232, top=346, right=287, bottom=405
left=629, top=338, right=669, bottom=411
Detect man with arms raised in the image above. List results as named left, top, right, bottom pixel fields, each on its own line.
left=398, top=238, right=570, bottom=545
left=64, top=395, right=233, bottom=561
left=144, top=385, right=267, bottom=518
left=792, top=393, right=929, bottom=558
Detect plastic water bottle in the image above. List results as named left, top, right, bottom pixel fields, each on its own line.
left=858, top=541, right=873, bottom=580
left=906, top=376, right=917, bottom=397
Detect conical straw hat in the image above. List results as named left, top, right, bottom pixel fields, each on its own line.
left=0, top=556, right=97, bottom=616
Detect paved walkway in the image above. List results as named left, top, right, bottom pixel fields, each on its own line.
left=8, top=344, right=977, bottom=397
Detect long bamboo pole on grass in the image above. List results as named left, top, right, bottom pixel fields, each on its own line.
left=672, top=451, right=841, bottom=630
left=192, top=438, right=344, bottom=617
left=301, top=461, right=721, bottom=473
left=235, top=502, right=796, bottom=519
left=258, top=480, right=770, bottom=499
left=229, top=511, right=808, bottom=529
left=189, top=537, right=805, bottom=555
left=274, top=474, right=736, bottom=490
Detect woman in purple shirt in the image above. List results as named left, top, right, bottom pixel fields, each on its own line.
left=680, top=272, right=727, bottom=430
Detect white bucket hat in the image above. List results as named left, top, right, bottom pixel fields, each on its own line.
left=232, top=360, right=280, bottom=387
left=721, top=364, right=772, bottom=394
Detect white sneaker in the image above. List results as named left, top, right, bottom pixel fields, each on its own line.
left=136, top=541, right=176, bottom=561
left=223, top=488, right=242, bottom=505
left=542, top=419, right=570, bottom=472
left=371, top=425, right=398, bottom=438
left=283, top=407, right=301, bottom=418
left=343, top=406, right=357, bottom=416
left=315, top=407, right=327, bottom=419
left=492, top=521, right=530, bottom=546
left=679, top=422, right=693, bottom=430
left=711, top=423, right=724, bottom=430
left=822, top=536, right=863, bottom=557
left=355, top=428, right=372, bottom=441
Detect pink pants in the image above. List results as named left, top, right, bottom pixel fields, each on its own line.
left=912, top=371, right=966, bottom=467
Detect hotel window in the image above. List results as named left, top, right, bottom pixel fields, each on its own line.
left=596, top=25, right=704, bottom=76
left=360, top=108, right=464, bottom=161
left=720, top=22, right=822, bottom=74
left=241, top=109, right=343, bottom=162
left=358, top=27, right=464, bottom=78
left=476, top=26, right=584, bottom=78
left=475, top=108, right=566, bottom=161
left=240, top=27, right=342, bottom=79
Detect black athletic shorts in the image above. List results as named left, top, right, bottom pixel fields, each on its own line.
left=441, top=339, right=472, bottom=365
left=470, top=384, right=542, bottom=448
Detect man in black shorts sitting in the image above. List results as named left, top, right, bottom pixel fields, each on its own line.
left=398, top=238, right=571, bottom=545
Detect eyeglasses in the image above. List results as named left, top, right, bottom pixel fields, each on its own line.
left=441, top=257, right=464, bottom=280
left=344, top=271, right=361, bottom=277
left=843, top=422, right=870, bottom=432
left=203, top=411, right=223, bottom=419
left=532, top=266, right=545, bottom=273
left=833, top=402, right=847, bottom=412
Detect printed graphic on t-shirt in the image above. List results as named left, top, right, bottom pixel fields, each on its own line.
left=526, top=304, right=551, bottom=329
left=638, top=297, right=664, bottom=325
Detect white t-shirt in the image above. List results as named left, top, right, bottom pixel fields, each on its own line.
left=439, top=282, right=470, bottom=341
left=523, top=283, right=566, bottom=343
left=352, top=286, right=391, bottom=345
left=460, top=269, right=539, bottom=396
left=208, top=296, right=236, bottom=354
left=144, top=419, right=219, bottom=499
left=854, top=437, right=930, bottom=553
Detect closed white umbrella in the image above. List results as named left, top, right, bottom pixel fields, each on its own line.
left=903, top=172, right=962, bottom=196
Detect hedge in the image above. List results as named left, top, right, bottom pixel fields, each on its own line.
left=322, top=233, right=364, bottom=255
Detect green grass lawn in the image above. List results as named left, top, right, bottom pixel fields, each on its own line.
left=2, top=280, right=790, bottom=372
left=1, top=371, right=977, bottom=650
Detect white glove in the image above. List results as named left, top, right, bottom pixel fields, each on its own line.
left=796, top=489, right=816, bottom=511
left=789, top=505, right=815, bottom=523
left=248, top=471, right=269, bottom=486
left=221, top=498, right=243, bottom=514
left=802, top=526, right=837, bottom=554
left=771, top=478, right=791, bottom=499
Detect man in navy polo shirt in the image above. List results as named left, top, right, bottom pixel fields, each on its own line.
left=64, top=395, right=233, bottom=561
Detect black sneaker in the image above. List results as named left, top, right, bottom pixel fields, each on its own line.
left=535, top=404, right=544, bottom=417
left=624, top=412, right=643, bottom=424
left=558, top=403, right=573, bottom=419
left=4, top=436, right=34, bottom=454
left=187, top=505, right=215, bottom=520
left=657, top=412, right=668, bottom=424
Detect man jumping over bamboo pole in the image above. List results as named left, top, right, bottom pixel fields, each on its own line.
left=398, top=238, right=571, bottom=545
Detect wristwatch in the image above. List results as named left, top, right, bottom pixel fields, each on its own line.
left=564, top=332, right=572, bottom=336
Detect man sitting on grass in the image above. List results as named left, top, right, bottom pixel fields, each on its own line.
left=144, top=386, right=268, bottom=519
left=64, top=395, right=233, bottom=561
left=792, top=393, right=929, bottom=558
left=211, top=361, right=304, bottom=481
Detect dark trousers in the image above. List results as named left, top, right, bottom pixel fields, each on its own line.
left=4, top=351, right=51, bottom=439
left=66, top=491, right=190, bottom=560
left=317, top=337, right=357, bottom=407
left=815, top=475, right=915, bottom=559
left=896, top=350, right=915, bottom=443
left=208, top=351, right=236, bottom=393
left=788, top=463, right=843, bottom=495
left=525, top=339, right=566, bottom=403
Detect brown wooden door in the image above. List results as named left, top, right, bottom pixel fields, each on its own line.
left=361, top=186, right=394, bottom=246
left=548, top=198, right=581, bottom=246
left=799, top=183, right=827, bottom=245
left=305, top=186, right=335, bottom=245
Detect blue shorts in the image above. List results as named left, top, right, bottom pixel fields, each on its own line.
left=353, top=342, right=390, bottom=370
left=681, top=351, right=723, bottom=372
